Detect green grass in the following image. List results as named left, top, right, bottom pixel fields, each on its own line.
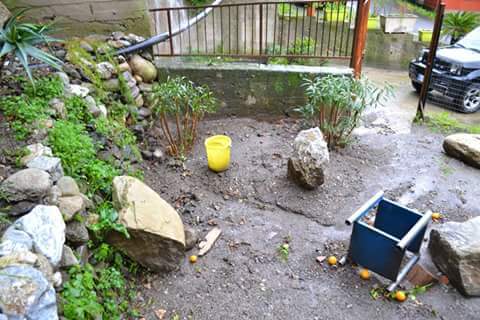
left=396, top=0, right=435, bottom=20
left=424, top=112, right=480, bottom=134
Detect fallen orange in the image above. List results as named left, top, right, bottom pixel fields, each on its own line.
left=432, top=212, right=441, bottom=220
left=327, top=256, right=337, bottom=266
left=359, top=268, right=370, bottom=280
left=395, top=290, right=407, bottom=302
left=189, top=255, right=198, bottom=263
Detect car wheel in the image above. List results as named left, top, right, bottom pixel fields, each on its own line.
left=461, top=84, right=480, bottom=113
left=412, top=81, right=422, bottom=94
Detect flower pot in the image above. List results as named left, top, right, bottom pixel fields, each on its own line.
left=418, top=29, right=433, bottom=43
left=368, top=16, right=380, bottom=30
left=306, top=5, right=315, bottom=17
left=380, top=14, right=417, bottom=33
left=324, top=8, right=347, bottom=22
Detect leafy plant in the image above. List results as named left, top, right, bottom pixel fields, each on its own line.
left=151, top=77, right=217, bottom=157
left=0, top=75, right=62, bottom=140
left=0, top=9, right=62, bottom=84
left=288, top=37, right=316, bottom=56
left=278, top=243, right=290, bottom=261
left=296, top=75, right=392, bottom=148
left=425, top=111, right=480, bottom=134
left=89, top=202, right=129, bottom=239
left=325, top=2, right=346, bottom=11
left=442, top=11, right=479, bottom=44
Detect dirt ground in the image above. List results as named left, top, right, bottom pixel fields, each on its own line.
left=137, top=68, right=480, bottom=320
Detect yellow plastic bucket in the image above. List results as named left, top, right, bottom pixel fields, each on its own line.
left=205, top=135, right=232, bottom=172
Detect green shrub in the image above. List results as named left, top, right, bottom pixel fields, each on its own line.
left=297, top=75, right=392, bottom=148
left=0, top=9, right=62, bottom=85
left=288, top=37, right=316, bottom=56
left=442, top=11, right=479, bottom=44
left=151, top=77, right=217, bottom=157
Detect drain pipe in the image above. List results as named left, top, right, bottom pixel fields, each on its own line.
left=116, top=0, right=224, bottom=56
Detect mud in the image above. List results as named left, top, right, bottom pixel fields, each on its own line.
left=139, top=101, right=480, bottom=319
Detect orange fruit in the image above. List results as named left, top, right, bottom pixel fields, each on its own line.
left=359, top=268, right=370, bottom=280
left=327, top=256, right=337, bottom=266
left=395, top=290, right=407, bottom=302
left=189, top=255, right=198, bottom=263
left=432, top=212, right=441, bottom=220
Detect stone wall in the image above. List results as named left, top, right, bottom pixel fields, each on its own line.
left=2, top=0, right=152, bottom=37
left=364, top=30, right=426, bottom=70
left=156, top=61, right=352, bottom=118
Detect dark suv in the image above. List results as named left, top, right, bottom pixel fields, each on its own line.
left=409, top=26, right=480, bottom=113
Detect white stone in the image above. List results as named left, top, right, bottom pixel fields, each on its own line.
left=20, top=143, right=53, bottom=166
left=14, top=205, right=65, bottom=266
left=26, top=156, right=64, bottom=182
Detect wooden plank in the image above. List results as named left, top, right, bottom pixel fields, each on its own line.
left=198, top=227, right=222, bottom=256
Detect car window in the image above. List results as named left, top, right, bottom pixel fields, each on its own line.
left=457, top=27, right=480, bottom=51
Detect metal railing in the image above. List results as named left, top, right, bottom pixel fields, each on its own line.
left=150, top=0, right=364, bottom=61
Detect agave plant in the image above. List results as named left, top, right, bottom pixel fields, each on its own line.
left=0, top=9, right=62, bottom=83
left=442, top=11, right=479, bottom=44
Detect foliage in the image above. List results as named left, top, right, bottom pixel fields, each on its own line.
left=187, top=0, right=210, bottom=6
left=442, top=11, right=479, bottom=44
left=0, top=76, right=62, bottom=140
left=296, top=75, right=393, bottom=148
left=370, top=283, right=432, bottom=301
left=0, top=9, right=62, bottom=85
left=278, top=3, right=297, bottom=18
left=288, top=37, right=316, bottom=56
left=325, top=2, right=346, bottom=11
left=151, top=77, right=217, bottom=157
left=396, top=0, right=435, bottom=19
left=48, top=120, right=119, bottom=195
left=89, top=202, right=130, bottom=240
left=424, top=111, right=480, bottom=134
left=278, top=243, right=290, bottom=261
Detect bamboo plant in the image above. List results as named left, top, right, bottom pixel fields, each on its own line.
left=151, top=77, right=217, bottom=157
left=296, top=75, right=392, bottom=148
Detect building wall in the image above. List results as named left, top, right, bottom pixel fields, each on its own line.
left=2, top=0, right=153, bottom=37
left=423, top=0, right=480, bottom=11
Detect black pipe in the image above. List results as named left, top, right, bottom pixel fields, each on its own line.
left=116, top=0, right=224, bottom=56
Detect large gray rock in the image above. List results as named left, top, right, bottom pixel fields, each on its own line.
left=26, top=156, right=64, bottom=182
left=129, top=55, right=157, bottom=83
left=58, top=196, right=85, bottom=222
left=60, top=245, right=79, bottom=268
left=96, top=62, right=115, bottom=80
left=287, top=127, right=329, bottom=190
left=0, top=227, right=33, bottom=256
left=20, top=143, right=53, bottom=166
left=0, top=168, right=52, bottom=202
left=57, top=176, right=80, bottom=196
left=443, top=134, right=480, bottom=169
left=14, top=205, right=65, bottom=266
left=108, top=176, right=185, bottom=272
left=0, top=266, right=58, bottom=320
left=65, top=221, right=89, bottom=247
left=429, top=216, right=480, bottom=296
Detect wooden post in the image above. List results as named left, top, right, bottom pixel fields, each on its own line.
left=350, top=0, right=371, bottom=78
left=416, top=2, right=445, bottom=120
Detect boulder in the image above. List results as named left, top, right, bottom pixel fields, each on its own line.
left=57, top=176, right=80, bottom=196
left=96, top=62, right=115, bottom=80
left=58, top=196, right=85, bottom=222
left=26, top=156, right=64, bottom=182
left=184, top=225, right=199, bottom=251
left=8, top=201, right=36, bottom=217
left=14, top=205, right=65, bottom=266
left=60, top=245, right=79, bottom=268
left=443, top=134, right=480, bottom=169
left=65, top=220, right=89, bottom=247
left=20, top=143, right=53, bottom=166
left=287, top=128, right=329, bottom=189
left=104, top=78, right=121, bottom=92
left=0, top=228, right=33, bottom=256
left=55, top=72, right=70, bottom=87
left=109, top=176, right=185, bottom=272
left=0, top=168, right=52, bottom=202
left=129, top=54, right=157, bottom=83
left=66, top=84, right=90, bottom=98
left=45, top=185, right=62, bottom=206
left=0, top=266, right=58, bottom=320
left=0, top=251, right=37, bottom=267
left=429, top=216, right=480, bottom=296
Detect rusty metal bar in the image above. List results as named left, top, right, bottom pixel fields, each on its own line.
left=417, top=2, right=445, bottom=120
left=350, top=0, right=371, bottom=78
left=167, top=9, right=174, bottom=55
